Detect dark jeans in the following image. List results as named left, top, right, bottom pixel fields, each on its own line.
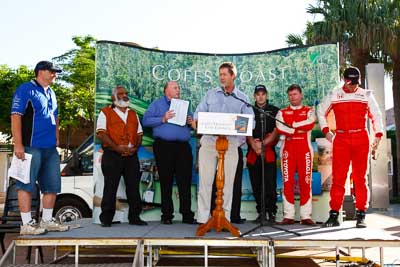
left=248, top=156, right=277, bottom=214
left=211, top=147, right=243, bottom=220
left=153, top=139, right=194, bottom=221
left=100, top=149, right=142, bottom=224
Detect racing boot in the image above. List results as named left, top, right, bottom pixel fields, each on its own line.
left=322, top=210, right=340, bottom=227
left=355, top=210, right=367, bottom=228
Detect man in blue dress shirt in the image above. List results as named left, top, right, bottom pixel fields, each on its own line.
left=142, top=81, right=196, bottom=225
left=194, top=62, right=254, bottom=224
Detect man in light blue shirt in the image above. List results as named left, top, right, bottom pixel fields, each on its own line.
left=194, top=62, right=254, bottom=224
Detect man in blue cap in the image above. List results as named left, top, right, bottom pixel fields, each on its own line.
left=11, top=60, right=69, bottom=235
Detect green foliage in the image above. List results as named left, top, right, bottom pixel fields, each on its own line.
left=0, top=65, right=34, bottom=136
left=53, top=35, right=96, bottom=129
left=286, top=34, right=305, bottom=47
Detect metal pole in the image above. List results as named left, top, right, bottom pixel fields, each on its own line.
left=362, top=247, right=365, bottom=261
left=53, top=245, right=57, bottom=261
left=12, top=243, right=16, bottom=264
left=147, top=244, right=152, bottom=267
left=204, top=244, right=208, bottom=267
left=75, top=245, right=79, bottom=267
left=335, top=247, right=339, bottom=267
left=154, top=246, right=159, bottom=262
left=380, top=247, right=384, bottom=267
left=262, top=246, right=266, bottom=267
left=34, top=247, right=39, bottom=264
left=270, top=242, right=275, bottom=267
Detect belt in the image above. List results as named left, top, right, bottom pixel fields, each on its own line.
left=154, top=138, right=189, bottom=144
left=336, top=128, right=366, bottom=134
left=286, top=137, right=306, bottom=141
left=103, top=147, right=136, bottom=157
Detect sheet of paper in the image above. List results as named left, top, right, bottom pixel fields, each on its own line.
left=8, top=153, right=32, bottom=184
left=168, top=98, right=189, bottom=126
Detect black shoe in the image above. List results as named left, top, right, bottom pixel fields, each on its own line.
left=253, top=214, right=262, bottom=224
left=267, top=213, right=276, bottom=224
left=323, top=210, right=340, bottom=227
left=129, top=218, right=148, bottom=226
left=182, top=218, right=197, bottom=224
left=161, top=218, right=173, bottom=225
left=231, top=218, right=246, bottom=224
left=101, top=222, right=112, bottom=227
left=356, top=210, right=367, bottom=228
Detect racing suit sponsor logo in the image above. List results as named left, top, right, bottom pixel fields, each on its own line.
left=305, top=151, right=312, bottom=184
left=282, top=150, right=289, bottom=182
left=355, top=93, right=365, bottom=99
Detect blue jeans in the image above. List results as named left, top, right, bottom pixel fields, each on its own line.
left=15, top=147, right=61, bottom=193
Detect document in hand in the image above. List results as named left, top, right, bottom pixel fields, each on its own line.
left=8, top=153, right=32, bottom=184
left=168, top=98, right=189, bottom=126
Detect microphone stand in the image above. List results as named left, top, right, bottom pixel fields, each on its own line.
left=228, top=92, right=292, bottom=129
left=226, top=93, right=301, bottom=237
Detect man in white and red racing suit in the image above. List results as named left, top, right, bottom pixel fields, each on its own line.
left=276, top=84, right=316, bottom=225
left=317, top=67, right=383, bottom=228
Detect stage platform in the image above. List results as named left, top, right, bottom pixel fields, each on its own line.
left=1, top=213, right=400, bottom=267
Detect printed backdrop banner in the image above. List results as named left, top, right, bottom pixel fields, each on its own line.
left=93, top=41, right=339, bottom=223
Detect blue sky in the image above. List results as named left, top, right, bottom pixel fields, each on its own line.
left=0, top=0, right=393, bottom=109
left=0, top=0, right=316, bottom=67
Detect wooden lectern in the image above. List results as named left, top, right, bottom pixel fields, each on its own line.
left=196, top=135, right=241, bottom=237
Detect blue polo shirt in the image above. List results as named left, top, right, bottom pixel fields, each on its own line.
left=142, top=96, right=192, bottom=142
left=11, top=80, right=58, bottom=148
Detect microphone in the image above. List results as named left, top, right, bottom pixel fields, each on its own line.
left=221, top=85, right=232, bottom=96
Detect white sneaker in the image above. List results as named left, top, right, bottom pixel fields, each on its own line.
left=40, top=218, right=69, bottom=232
left=20, top=219, right=48, bottom=235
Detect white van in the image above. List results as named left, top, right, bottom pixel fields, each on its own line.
left=55, top=135, right=94, bottom=222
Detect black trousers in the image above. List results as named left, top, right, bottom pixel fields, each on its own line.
left=153, top=139, right=194, bottom=221
left=248, top=156, right=277, bottom=214
left=100, top=149, right=142, bottom=224
left=211, top=147, right=243, bottom=220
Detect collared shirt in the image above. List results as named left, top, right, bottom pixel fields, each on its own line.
left=11, top=80, right=58, bottom=148
left=142, top=96, right=192, bottom=142
left=194, top=86, right=254, bottom=146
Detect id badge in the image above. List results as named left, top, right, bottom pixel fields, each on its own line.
left=50, top=112, right=56, bottom=125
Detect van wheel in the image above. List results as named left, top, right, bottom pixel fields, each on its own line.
left=54, top=198, right=91, bottom=223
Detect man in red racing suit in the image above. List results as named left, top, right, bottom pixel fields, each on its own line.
left=276, top=84, right=316, bottom=225
left=317, top=67, right=383, bottom=228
